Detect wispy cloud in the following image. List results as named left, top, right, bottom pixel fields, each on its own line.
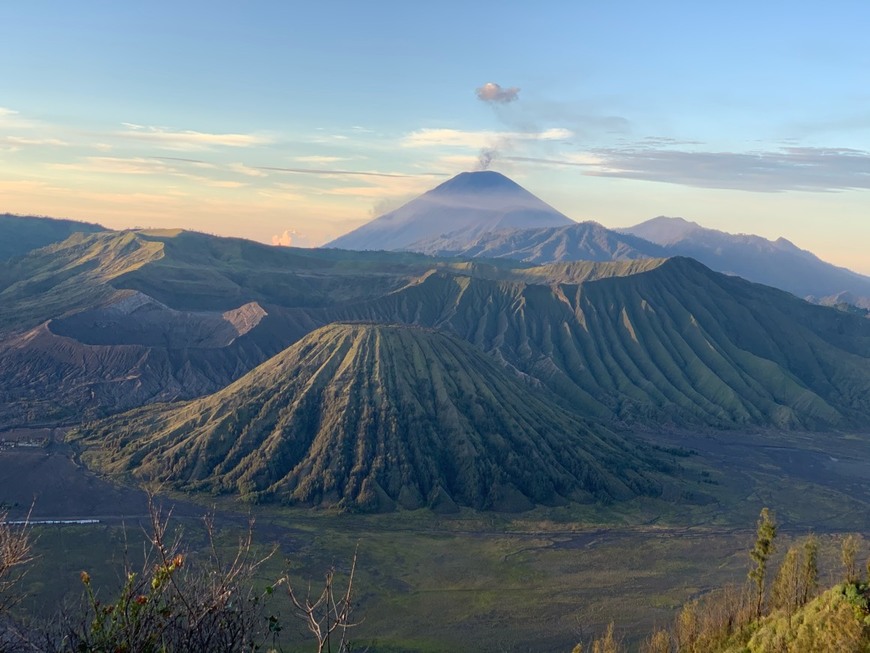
left=402, top=127, right=573, bottom=149
left=118, top=124, right=271, bottom=150
left=227, top=162, right=268, bottom=177
left=583, top=145, right=870, bottom=192
left=295, top=155, right=350, bottom=164
left=503, top=153, right=605, bottom=167
left=4, top=136, right=68, bottom=146
left=322, top=173, right=438, bottom=200
left=150, top=155, right=217, bottom=169
left=254, top=166, right=437, bottom=179
left=476, top=82, right=520, bottom=104
left=51, top=156, right=175, bottom=175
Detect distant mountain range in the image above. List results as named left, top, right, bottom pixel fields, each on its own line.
left=327, top=172, right=870, bottom=307
left=4, top=177, right=870, bottom=512
left=4, top=229, right=869, bottom=434
left=621, top=216, right=870, bottom=304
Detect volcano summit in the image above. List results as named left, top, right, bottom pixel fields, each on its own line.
left=326, top=170, right=574, bottom=251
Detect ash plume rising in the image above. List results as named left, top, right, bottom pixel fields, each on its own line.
left=477, top=148, right=499, bottom=171
left=476, top=82, right=520, bottom=104
left=475, top=82, right=521, bottom=169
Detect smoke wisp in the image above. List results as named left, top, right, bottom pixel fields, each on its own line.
left=476, top=82, right=520, bottom=104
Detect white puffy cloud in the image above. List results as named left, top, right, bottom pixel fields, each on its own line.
left=271, top=229, right=297, bottom=246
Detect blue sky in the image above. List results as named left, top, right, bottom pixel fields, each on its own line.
left=2, top=1, right=869, bottom=272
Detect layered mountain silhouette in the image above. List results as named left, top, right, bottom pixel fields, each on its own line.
left=3, top=228, right=870, bottom=434
left=5, top=202, right=870, bottom=515
left=410, top=221, right=666, bottom=262
left=326, top=171, right=574, bottom=251
left=73, top=323, right=673, bottom=511
left=326, top=257, right=870, bottom=429
left=327, top=172, right=870, bottom=306
left=621, top=217, right=870, bottom=303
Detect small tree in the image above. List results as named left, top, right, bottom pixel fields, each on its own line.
left=748, top=507, right=776, bottom=619
left=47, top=496, right=277, bottom=653
left=590, top=622, right=620, bottom=653
left=283, top=547, right=361, bottom=653
left=771, top=534, right=821, bottom=621
left=840, top=534, right=861, bottom=585
left=0, top=510, right=33, bottom=614
left=640, top=628, right=671, bottom=653
left=799, top=534, right=819, bottom=606
left=0, top=510, right=34, bottom=650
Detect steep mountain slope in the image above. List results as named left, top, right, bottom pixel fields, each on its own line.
left=4, top=227, right=870, bottom=433
left=410, top=221, right=667, bottom=263
left=623, top=216, right=870, bottom=302
left=0, top=229, right=467, bottom=425
left=326, top=171, right=574, bottom=251
left=74, top=323, right=673, bottom=512
left=0, top=214, right=105, bottom=261
left=0, top=228, right=469, bottom=335
left=0, top=230, right=165, bottom=334
left=326, top=258, right=870, bottom=429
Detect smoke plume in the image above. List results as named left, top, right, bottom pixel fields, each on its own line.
left=477, top=148, right=499, bottom=170
left=476, top=82, right=520, bottom=104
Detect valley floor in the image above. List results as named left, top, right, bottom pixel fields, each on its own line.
left=2, top=426, right=868, bottom=651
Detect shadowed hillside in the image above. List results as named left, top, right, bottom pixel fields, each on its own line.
left=326, top=257, right=870, bottom=429
left=3, top=228, right=870, bottom=432
left=410, top=220, right=667, bottom=262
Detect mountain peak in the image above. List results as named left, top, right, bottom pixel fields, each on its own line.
left=76, top=322, right=670, bottom=512
left=429, top=170, right=525, bottom=194
left=621, top=216, right=704, bottom=245
left=326, top=171, right=574, bottom=252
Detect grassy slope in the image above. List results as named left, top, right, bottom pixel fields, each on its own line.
left=329, top=257, right=870, bottom=429
left=0, top=231, right=164, bottom=333
left=0, top=214, right=105, bottom=261
left=73, top=323, right=684, bottom=511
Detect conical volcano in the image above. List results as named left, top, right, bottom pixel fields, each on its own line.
left=326, top=170, right=574, bottom=252
left=75, top=323, right=670, bottom=512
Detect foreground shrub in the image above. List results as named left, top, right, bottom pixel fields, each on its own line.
left=40, top=501, right=274, bottom=653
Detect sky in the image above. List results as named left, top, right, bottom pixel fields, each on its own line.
left=2, top=1, right=869, bottom=273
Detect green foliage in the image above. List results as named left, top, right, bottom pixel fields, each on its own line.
left=745, top=582, right=870, bottom=652
left=842, top=534, right=863, bottom=584
left=49, top=504, right=275, bottom=653
left=771, top=535, right=818, bottom=617
left=641, top=628, right=671, bottom=653
left=577, top=622, right=623, bottom=653
left=629, top=527, right=869, bottom=652
left=749, top=508, right=777, bottom=619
